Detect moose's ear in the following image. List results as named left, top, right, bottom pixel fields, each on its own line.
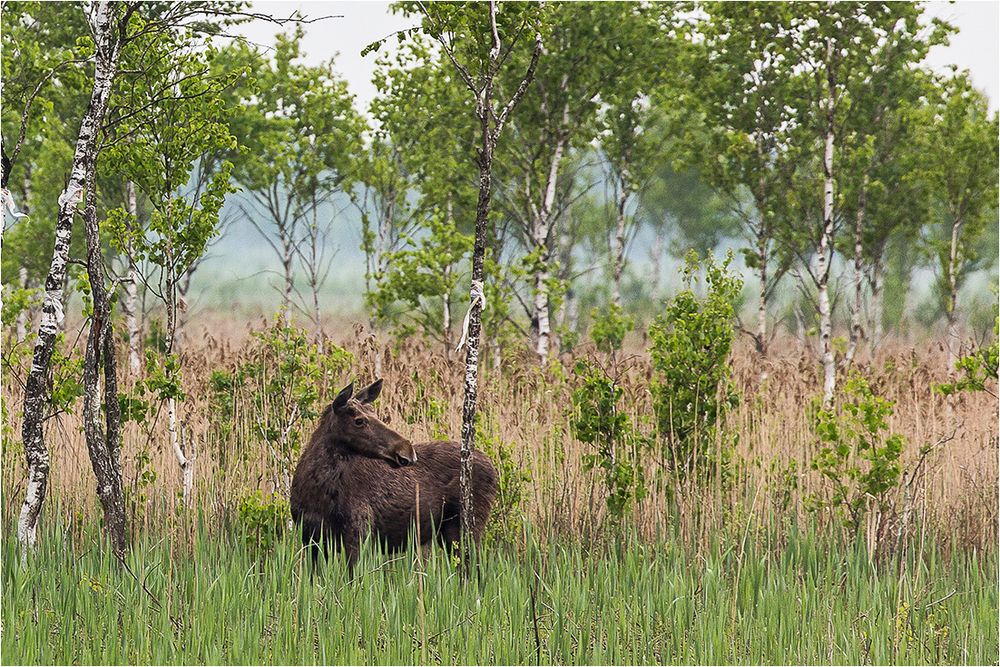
left=332, top=382, right=354, bottom=412
left=356, top=378, right=383, bottom=404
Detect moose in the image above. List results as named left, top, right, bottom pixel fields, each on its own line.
left=290, top=378, right=498, bottom=567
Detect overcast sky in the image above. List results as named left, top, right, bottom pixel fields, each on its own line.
left=239, top=1, right=1000, bottom=113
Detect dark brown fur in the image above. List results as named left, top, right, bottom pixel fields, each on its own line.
left=290, top=379, right=498, bottom=567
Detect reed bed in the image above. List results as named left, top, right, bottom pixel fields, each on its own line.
left=2, top=314, right=995, bottom=553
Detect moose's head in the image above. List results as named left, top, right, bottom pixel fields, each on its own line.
left=324, top=379, right=417, bottom=467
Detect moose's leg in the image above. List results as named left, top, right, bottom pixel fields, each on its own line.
left=436, top=501, right=463, bottom=559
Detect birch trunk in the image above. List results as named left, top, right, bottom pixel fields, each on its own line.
left=442, top=264, right=452, bottom=358
left=165, top=258, right=194, bottom=506
left=124, top=180, right=141, bottom=374
left=281, top=230, right=294, bottom=324
left=531, top=132, right=567, bottom=363
left=846, top=183, right=867, bottom=366
left=15, top=171, right=32, bottom=342
left=755, top=236, right=768, bottom=357
left=868, top=260, right=884, bottom=352
left=454, top=1, right=540, bottom=541
left=818, top=37, right=837, bottom=408
left=459, top=119, right=495, bottom=538
left=83, top=164, right=129, bottom=556
left=945, top=216, right=963, bottom=372
left=611, top=174, right=629, bottom=309
left=15, top=266, right=29, bottom=343
left=18, top=2, right=121, bottom=555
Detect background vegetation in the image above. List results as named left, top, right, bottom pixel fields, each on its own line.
left=1, top=1, right=997, bottom=664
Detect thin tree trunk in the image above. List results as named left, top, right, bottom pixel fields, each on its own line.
left=846, top=182, right=867, bottom=366
left=18, top=2, right=120, bottom=555
left=124, top=180, right=141, bottom=374
left=453, top=0, right=541, bottom=541
left=164, top=256, right=194, bottom=507
left=459, top=119, right=495, bottom=538
left=818, top=37, right=837, bottom=408
left=945, top=216, right=963, bottom=372
left=15, top=266, right=29, bottom=343
left=281, top=229, right=294, bottom=323
left=866, top=245, right=886, bottom=355
left=82, top=163, right=129, bottom=557
left=611, top=170, right=630, bottom=308
left=755, top=235, right=769, bottom=357
left=531, top=133, right=567, bottom=363
left=443, top=264, right=452, bottom=359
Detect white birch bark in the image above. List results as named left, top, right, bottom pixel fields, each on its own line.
left=611, top=171, right=629, bottom=309
left=817, top=37, right=838, bottom=408
left=945, top=216, right=963, bottom=372
left=15, top=266, right=29, bottom=343
left=124, top=180, right=141, bottom=374
left=18, top=1, right=120, bottom=555
left=846, top=183, right=867, bottom=366
left=531, top=127, right=567, bottom=363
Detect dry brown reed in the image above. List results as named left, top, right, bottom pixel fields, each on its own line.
left=2, top=313, right=996, bottom=556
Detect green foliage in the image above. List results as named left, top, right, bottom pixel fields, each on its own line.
left=571, top=360, right=646, bottom=519
left=402, top=371, right=449, bottom=440
left=0, top=284, right=39, bottom=330
left=475, top=411, right=530, bottom=545
left=369, top=210, right=472, bottom=343
left=809, top=373, right=905, bottom=532
left=48, top=335, right=85, bottom=415
left=209, top=317, right=353, bottom=482
left=236, top=491, right=290, bottom=552
left=936, top=317, right=999, bottom=397
left=589, top=303, right=633, bottom=354
left=649, top=251, right=741, bottom=477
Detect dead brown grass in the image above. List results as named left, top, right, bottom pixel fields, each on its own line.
left=2, top=313, right=997, bottom=554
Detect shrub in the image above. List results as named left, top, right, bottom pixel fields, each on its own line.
left=648, top=251, right=741, bottom=478
left=590, top=303, right=633, bottom=355
left=476, top=410, right=530, bottom=545
left=237, top=491, right=290, bottom=552
left=208, top=316, right=353, bottom=491
left=809, top=373, right=904, bottom=533
left=936, top=316, right=998, bottom=397
left=570, top=359, right=647, bottom=519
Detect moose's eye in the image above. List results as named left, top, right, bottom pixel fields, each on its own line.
left=354, top=417, right=365, bottom=427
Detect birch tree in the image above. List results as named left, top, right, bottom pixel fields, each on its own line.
left=779, top=3, right=923, bottom=405
left=835, top=6, right=948, bottom=364
left=499, top=2, right=648, bottom=362
left=916, top=71, right=999, bottom=371
left=394, top=0, right=542, bottom=540
left=683, top=2, right=801, bottom=358
left=228, top=29, right=363, bottom=321
left=104, top=33, right=238, bottom=506
left=18, top=1, right=131, bottom=555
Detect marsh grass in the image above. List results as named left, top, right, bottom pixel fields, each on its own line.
left=2, top=317, right=997, bottom=664
left=2, top=518, right=996, bottom=665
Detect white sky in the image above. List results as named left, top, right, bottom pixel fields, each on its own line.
left=240, top=1, right=999, bottom=113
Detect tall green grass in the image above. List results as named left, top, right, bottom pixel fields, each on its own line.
left=3, top=521, right=996, bottom=665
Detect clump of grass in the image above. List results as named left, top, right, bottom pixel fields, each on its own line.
left=2, top=519, right=996, bottom=665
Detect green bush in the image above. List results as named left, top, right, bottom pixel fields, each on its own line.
left=570, top=359, right=646, bottom=519
left=809, top=373, right=904, bottom=532
left=590, top=302, right=633, bottom=354
left=649, top=251, right=741, bottom=478
left=476, top=411, right=530, bottom=545
left=236, top=490, right=290, bottom=552
left=936, top=316, right=998, bottom=397
left=208, top=316, right=353, bottom=489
